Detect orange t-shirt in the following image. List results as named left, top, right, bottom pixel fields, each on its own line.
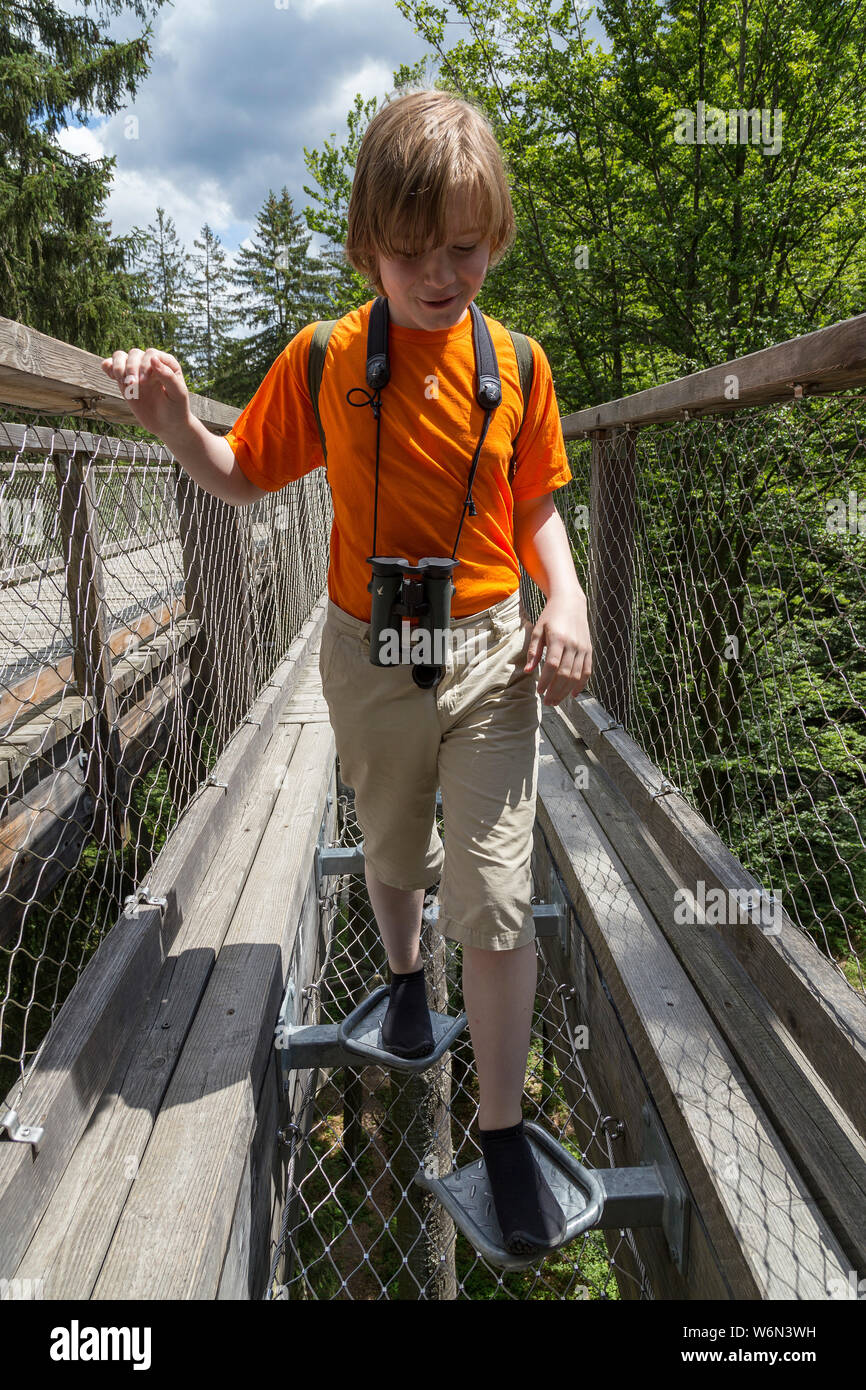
left=224, top=298, right=572, bottom=621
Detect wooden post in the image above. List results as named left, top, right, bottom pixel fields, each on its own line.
left=173, top=466, right=257, bottom=737
left=53, top=454, right=131, bottom=850
left=589, top=427, right=636, bottom=727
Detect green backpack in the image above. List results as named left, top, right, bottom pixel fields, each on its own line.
left=306, top=316, right=535, bottom=488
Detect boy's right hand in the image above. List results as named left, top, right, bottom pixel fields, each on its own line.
left=100, top=348, right=193, bottom=439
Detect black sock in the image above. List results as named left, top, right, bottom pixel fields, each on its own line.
left=380, top=965, right=435, bottom=1058
left=479, top=1119, right=568, bottom=1254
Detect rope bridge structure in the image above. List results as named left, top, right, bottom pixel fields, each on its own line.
left=0, top=310, right=863, bottom=1301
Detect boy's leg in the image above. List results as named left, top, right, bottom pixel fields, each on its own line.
left=435, top=596, right=567, bottom=1251
left=364, top=869, right=424, bottom=974
left=461, top=940, right=537, bottom=1129
left=365, top=867, right=435, bottom=1055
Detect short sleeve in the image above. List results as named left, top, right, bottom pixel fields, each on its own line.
left=510, top=339, right=572, bottom=500
left=223, top=322, right=325, bottom=493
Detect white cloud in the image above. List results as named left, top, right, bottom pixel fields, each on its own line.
left=56, top=120, right=235, bottom=250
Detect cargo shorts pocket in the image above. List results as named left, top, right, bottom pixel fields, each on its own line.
left=319, top=624, right=367, bottom=688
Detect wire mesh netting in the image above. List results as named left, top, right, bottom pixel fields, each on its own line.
left=266, top=774, right=647, bottom=1301
left=0, top=413, right=332, bottom=1100
left=546, top=397, right=865, bottom=994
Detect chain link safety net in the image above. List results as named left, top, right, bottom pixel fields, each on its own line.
left=0, top=414, right=331, bottom=1102
left=559, top=402, right=864, bottom=996
left=266, top=775, right=644, bottom=1301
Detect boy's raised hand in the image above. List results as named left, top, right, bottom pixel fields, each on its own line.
left=100, top=348, right=192, bottom=439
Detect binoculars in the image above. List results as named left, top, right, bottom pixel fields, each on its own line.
left=366, top=555, right=459, bottom=689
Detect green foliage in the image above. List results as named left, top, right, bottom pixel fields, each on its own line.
left=391, top=0, right=866, bottom=408
left=302, top=92, right=380, bottom=318
left=0, top=0, right=171, bottom=349
left=185, top=224, right=241, bottom=396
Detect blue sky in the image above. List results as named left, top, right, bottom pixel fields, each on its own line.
left=58, top=0, right=608, bottom=267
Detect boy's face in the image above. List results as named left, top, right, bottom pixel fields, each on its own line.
left=375, top=196, right=491, bottom=331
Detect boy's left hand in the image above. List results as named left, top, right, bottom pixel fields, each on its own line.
left=524, top=592, right=593, bottom=706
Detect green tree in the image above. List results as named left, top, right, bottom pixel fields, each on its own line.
left=392, top=0, right=866, bottom=403
left=229, top=187, right=334, bottom=391
left=0, top=0, right=170, bottom=349
left=185, top=223, right=238, bottom=395
left=301, top=0, right=866, bottom=973
left=302, top=91, right=382, bottom=317
left=128, top=206, right=194, bottom=372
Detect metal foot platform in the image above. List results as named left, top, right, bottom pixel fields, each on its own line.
left=338, top=984, right=467, bottom=1071
left=276, top=982, right=467, bottom=1076
left=414, top=1121, right=605, bottom=1270
left=415, top=1105, right=691, bottom=1274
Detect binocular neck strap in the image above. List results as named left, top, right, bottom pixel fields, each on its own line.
left=346, top=382, right=384, bottom=555
left=345, top=382, right=496, bottom=563
left=450, top=407, right=495, bottom=559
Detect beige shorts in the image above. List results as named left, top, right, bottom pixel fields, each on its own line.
left=318, top=587, right=541, bottom=951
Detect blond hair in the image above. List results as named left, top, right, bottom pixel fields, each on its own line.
left=345, top=89, right=516, bottom=296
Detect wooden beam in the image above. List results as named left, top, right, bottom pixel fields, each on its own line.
left=561, top=311, right=866, bottom=435
left=0, top=420, right=195, bottom=463
left=91, top=721, right=334, bottom=1298
left=535, top=725, right=852, bottom=1298
left=589, top=429, right=635, bottom=726
left=560, top=694, right=866, bottom=1140
left=0, top=317, right=238, bottom=431
left=12, top=724, right=304, bottom=1298
left=0, top=595, right=328, bottom=1277
left=544, top=709, right=866, bottom=1274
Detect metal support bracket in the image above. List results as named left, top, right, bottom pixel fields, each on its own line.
left=1, top=1107, right=44, bottom=1151
left=633, top=1101, right=690, bottom=1275
left=123, top=889, right=167, bottom=919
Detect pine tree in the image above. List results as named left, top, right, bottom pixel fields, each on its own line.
left=230, top=187, right=334, bottom=387
left=0, top=0, right=171, bottom=350
left=185, top=223, right=237, bottom=394
left=128, top=206, right=193, bottom=375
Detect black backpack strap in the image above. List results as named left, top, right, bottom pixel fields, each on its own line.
left=366, top=295, right=390, bottom=389
left=308, top=319, right=338, bottom=462
left=468, top=300, right=502, bottom=409
left=506, top=330, right=535, bottom=486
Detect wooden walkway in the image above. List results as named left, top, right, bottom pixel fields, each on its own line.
left=2, top=595, right=865, bottom=1299
left=7, top=604, right=333, bottom=1298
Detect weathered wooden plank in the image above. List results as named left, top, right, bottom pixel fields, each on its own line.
left=0, top=902, right=166, bottom=1279
left=0, top=317, right=237, bottom=431
left=563, top=694, right=866, bottom=1139
left=0, top=660, right=195, bottom=938
left=0, top=599, right=328, bottom=1274
left=0, top=420, right=189, bottom=463
left=0, top=598, right=185, bottom=729
left=530, top=829, right=720, bottom=1298
left=535, top=726, right=852, bottom=1298
left=0, top=619, right=198, bottom=787
left=53, top=453, right=130, bottom=844
left=544, top=709, right=866, bottom=1273
left=12, top=723, right=301, bottom=1297
left=562, top=311, right=866, bottom=434
left=217, top=852, right=328, bottom=1300
left=92, top=720, right=334, bottom=1298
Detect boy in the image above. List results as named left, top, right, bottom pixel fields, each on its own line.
left=101, top=88, right=592, bottom=1257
